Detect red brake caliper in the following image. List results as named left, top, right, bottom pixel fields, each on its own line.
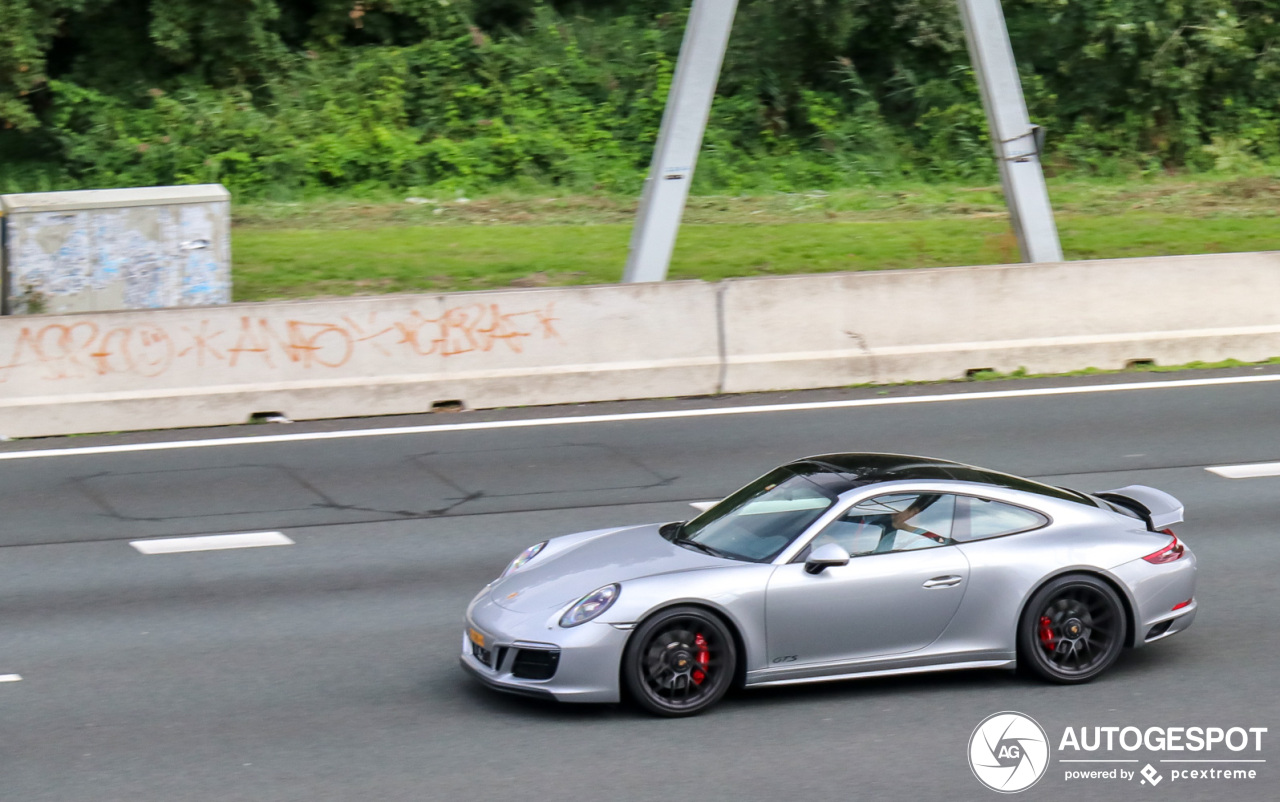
left=1038, top=616, right=1055, bottom=651
left=692, top=634, right=709, bottom=685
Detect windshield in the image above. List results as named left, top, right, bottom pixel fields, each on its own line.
left=677, top=467, right=837, bottom=562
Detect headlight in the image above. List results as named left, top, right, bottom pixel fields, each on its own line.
left=500, top=541, right=547, bottom=578
left=559, top=584, right=619, bottom=627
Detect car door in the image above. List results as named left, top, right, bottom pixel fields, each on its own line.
left=764, top=492, right=971, bottom=668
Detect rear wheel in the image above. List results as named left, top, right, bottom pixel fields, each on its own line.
left=623, top=606, right=737, bottom=717
left=1018, top=574, right=1127, bottom=684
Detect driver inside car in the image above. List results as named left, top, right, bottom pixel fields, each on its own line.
left=809, top=493, right=952, bottom=556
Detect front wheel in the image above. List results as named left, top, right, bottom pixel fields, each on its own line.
left=622, top=606, right=737, bottom=717
left=1018, top=574, right=1128, bottom=684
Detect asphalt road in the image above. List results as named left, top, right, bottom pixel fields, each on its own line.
left=2, top=368, right=1278, bottom=801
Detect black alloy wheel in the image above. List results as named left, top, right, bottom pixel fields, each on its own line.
left=623, top=606, right=737, bottom=717
left=1018, top=574, right=1128, bottom=683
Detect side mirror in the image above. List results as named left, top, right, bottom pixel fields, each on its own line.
left=804, top=542, right=850, bottom=575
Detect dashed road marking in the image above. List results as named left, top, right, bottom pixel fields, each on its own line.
left=0, top=674, right=22, bottom=683
left=130, top=531, right=295, bottom=555
left=1206, top=462, right=1280, bottom=479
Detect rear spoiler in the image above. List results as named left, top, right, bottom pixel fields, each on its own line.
left=1095, top=485, right=1184, bottom=530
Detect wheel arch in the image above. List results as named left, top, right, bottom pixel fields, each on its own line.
left=1018, top=568, right=1139, bottom=651
left=621, top=601, right=750, bottom=691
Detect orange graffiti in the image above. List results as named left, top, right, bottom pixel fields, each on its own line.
left=0, top=301, right=562, bottom=383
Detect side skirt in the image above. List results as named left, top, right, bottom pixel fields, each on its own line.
left=744, top=658, right=1014, bottom=690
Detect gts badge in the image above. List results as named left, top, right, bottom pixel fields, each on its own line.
left=772, top=655, right=798, bottom=664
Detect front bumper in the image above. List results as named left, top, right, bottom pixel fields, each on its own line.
left=459, top=592, right=630, bottom=703
left=459, top=651, right=556, bottom=700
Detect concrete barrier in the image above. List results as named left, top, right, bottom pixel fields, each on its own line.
left=0, top=282, right=721, bottom=437
left=720, top=252, right=1280, bottom=393
left=4, top=251, right=1279, bottom=438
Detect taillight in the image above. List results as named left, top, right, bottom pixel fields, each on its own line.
left=1143, top=529, right=1185, bottom=564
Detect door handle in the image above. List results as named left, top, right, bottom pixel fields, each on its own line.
left=923, top=575, right=963, bottom=588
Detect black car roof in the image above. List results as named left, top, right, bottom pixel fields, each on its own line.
left=787, top=453, right=1096, bottom=506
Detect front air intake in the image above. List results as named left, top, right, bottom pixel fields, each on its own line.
left=511, top=649, right=560, bottom=680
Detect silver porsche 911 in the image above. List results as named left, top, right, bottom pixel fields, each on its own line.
left=461, top=453, right=1197, bottom=716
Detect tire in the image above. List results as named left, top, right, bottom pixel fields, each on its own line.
left=1018, top=573, right=1128, bottom=684
left=622, top=606, right=737, bottom=717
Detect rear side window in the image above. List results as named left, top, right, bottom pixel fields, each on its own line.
left=955, top=496, right=1048, bottom=542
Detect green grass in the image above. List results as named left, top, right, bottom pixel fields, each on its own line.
left=232, top=220, right=1016, bottom=299
left=231, top=174, right=1280, bottom=301
left=962, top=356, right=1280, bottom=383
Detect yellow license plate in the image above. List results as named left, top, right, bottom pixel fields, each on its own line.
left=468, top=627, right=485, bottom=648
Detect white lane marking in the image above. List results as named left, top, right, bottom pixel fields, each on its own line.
left=3, top=374, right=1278, bottom=462
left=0, top=674, right=22, bottom=682
left=130, top=531, right=294, bottom=555
left=1207, top=462, right=1280, bottom=479
left=688, top=501, right=718, bottom=512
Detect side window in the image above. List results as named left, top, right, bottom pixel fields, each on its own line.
left=956, top=497, right=1048, bottom=541
left=809, top=493, right=957, bottom=557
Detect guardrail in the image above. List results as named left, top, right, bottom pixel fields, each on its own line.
left=3, top=251, right=1277, bottom=438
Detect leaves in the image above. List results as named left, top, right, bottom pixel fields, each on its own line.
left=4, top=0, right=1280, bottom=195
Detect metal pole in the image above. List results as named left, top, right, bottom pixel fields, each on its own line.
left=0, top=207, right=9, bottom=315
left=623, top=0, right=739, bottom=283
left=957, top=0, right=1063, bottom=263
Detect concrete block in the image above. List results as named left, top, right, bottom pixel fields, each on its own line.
left=0, top=281, right=720, bottom=437
left=1, top=185, right=231, bottom=315
left=720, top=252, right=1280, bottom=393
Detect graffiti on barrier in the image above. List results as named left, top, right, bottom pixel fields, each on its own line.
left=0, top=301, right=562, bottom=383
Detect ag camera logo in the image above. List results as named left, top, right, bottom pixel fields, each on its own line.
left=969, top=711, right=1051, bottom=793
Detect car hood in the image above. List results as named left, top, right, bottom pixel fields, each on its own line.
left=488, top=523, right=729, bottom=613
